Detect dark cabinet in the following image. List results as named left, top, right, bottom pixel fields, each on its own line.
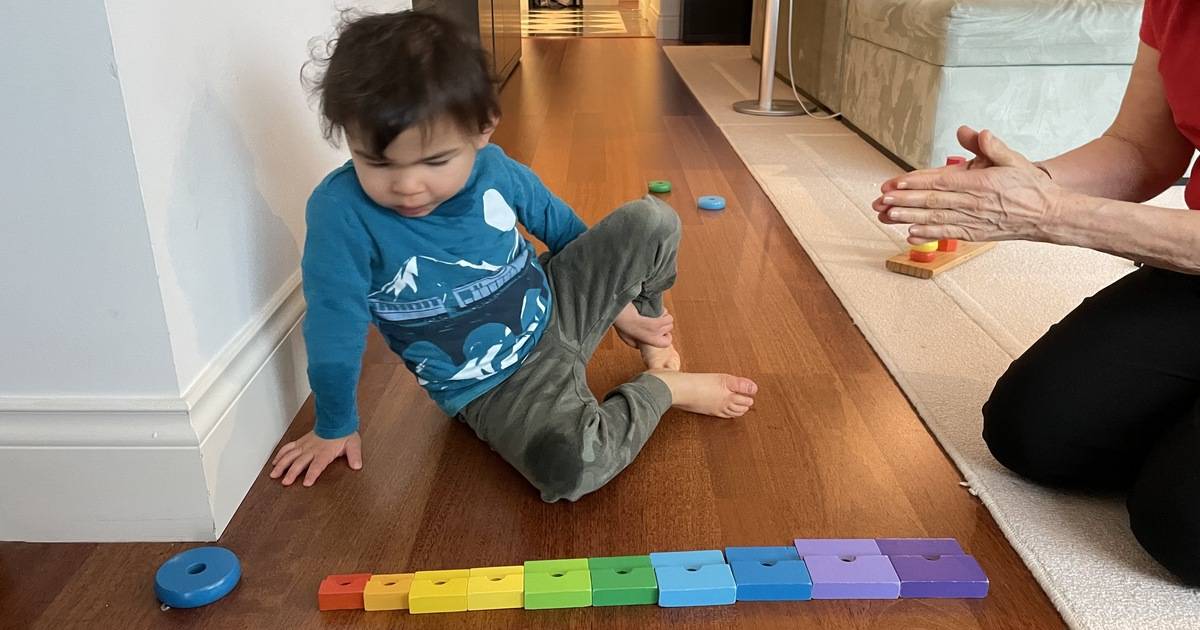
left=680, top=0, right=753, bottom=44
left=413, top=0, right=522, bottom=84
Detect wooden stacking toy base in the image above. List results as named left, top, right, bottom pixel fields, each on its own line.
left=886, top=241, right=995, bottom=279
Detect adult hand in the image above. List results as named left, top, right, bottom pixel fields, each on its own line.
left=872, top=126, right=1065, bottom=245
left=269, top=430, right=363, bottom=487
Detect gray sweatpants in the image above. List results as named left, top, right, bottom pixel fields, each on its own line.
left=458, top=195, right=680, bottom=502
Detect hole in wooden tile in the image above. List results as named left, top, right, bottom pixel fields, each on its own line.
left=923, top=555, right=942, bottom=561
left=685, top=567, right=700, bottom=572
left=616, top=569, right=631, bottom=574
left=384, top=581, right=396, bottom=586
left=551, top=573, right=565, bottom=578
left=839, top=556, right=857, bottom=563
left=489, top=576, right=503, bottom=582
left=760, top=561, right=777, bottom=567
left=338, top=580, right=351, bottom=586
left=434, top=580, right=447, bottom=585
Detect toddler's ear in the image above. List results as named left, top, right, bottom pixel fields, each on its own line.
left=475, top=117, right=500, bottom=148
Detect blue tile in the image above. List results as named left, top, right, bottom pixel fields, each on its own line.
left=650, top=550, right=727, bottom=568
left=724, top=546, right=800, bottom=564
left=649, top=550, right=736, bottom=607
left=725, top=546, right=812, bottom=601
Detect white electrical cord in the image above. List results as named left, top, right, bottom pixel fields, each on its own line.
left=786, top=0, right=842, bottom=119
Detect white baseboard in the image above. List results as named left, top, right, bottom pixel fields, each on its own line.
left=656, top=14, right=680, bottom=39
left=0, top=277, right=308, bottom=542
left=200, top=287, right=310, bottom=535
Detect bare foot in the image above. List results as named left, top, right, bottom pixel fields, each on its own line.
left=648, top=370, right=757, bottom=418
left=614, top=304, right=673, bottom=349
left=640, top=343, right=682, bottom=371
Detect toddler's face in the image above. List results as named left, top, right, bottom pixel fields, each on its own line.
left=348, top=116, right=493, bottom=218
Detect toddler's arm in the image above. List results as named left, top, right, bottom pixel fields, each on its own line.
left=505, top=158, right=587, bottom=253
left=270, top=191, right=372, bottom=486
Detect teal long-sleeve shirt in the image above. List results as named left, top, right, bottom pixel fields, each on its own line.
left=302, top=144, right=587, bottom=439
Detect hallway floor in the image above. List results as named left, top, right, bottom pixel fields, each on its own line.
left=0, top=38, right=1062, bottom=629
left=524, top=2, right=653, bottom=37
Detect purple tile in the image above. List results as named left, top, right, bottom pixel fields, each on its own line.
left=803, top=555, right=899, bottom=600
left=793, top=539, right=881, bottom=558
left=890, top=554, right=988, bottom=598
left=875, top=538, right=964, bottom=557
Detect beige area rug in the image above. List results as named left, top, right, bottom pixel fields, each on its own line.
left=664, top=45, right=1197, bottom=629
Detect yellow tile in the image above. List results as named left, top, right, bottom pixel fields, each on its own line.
left=468, top=565, right=524, bottom=610
left=408, top=569, right=470, bottom=614
left=363, top=573, right=414, bottom=611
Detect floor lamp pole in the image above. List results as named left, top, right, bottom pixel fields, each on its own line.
left=733, top=0, right=804, bottom=116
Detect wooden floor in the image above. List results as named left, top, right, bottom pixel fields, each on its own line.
left=0, top=38, right=1064, bottom=629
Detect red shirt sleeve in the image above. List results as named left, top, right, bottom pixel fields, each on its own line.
left=1140, top=0, right=1159, bottom=49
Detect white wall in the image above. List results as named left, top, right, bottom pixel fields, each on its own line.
left=104, top=0, right=411, bottom=395
left=640, top=0, right=681, bottom=39
left=0, top=0, right=178, bottom=398
left=1, top=0, right=410, bottom=542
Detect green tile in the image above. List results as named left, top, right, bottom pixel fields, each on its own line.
left=526, top=558, right=589, bottom=573
left=524, top=559, right=592, bottom=609
left=588, top=555, right=652, bottom=571
left=589, top=555, right=658, bottom=607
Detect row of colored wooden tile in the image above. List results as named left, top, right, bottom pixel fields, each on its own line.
left=318, top=538, right=989, bottom=613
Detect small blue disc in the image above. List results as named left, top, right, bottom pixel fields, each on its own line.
left=155, top=546, right=241, bottom=608
left=698, top=195, right=726, bottom=211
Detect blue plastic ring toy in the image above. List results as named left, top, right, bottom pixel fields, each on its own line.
left=155, top=546, right=241, bottom=608
left=698, top=195, right=726, bottom=211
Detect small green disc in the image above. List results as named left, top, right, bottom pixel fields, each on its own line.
left=648, top=180, right=672, bottom=194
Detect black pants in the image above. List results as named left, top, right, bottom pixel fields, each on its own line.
left=983, top=267, right=1200, bottom=586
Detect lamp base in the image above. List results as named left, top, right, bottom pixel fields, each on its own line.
left=732, top=99, right=806, bottom=117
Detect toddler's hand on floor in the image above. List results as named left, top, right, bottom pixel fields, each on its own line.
left=269, top=430, right=363, bottom=487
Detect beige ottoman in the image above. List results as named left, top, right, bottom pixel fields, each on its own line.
left=841, top=0, right=1142, bottom=168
